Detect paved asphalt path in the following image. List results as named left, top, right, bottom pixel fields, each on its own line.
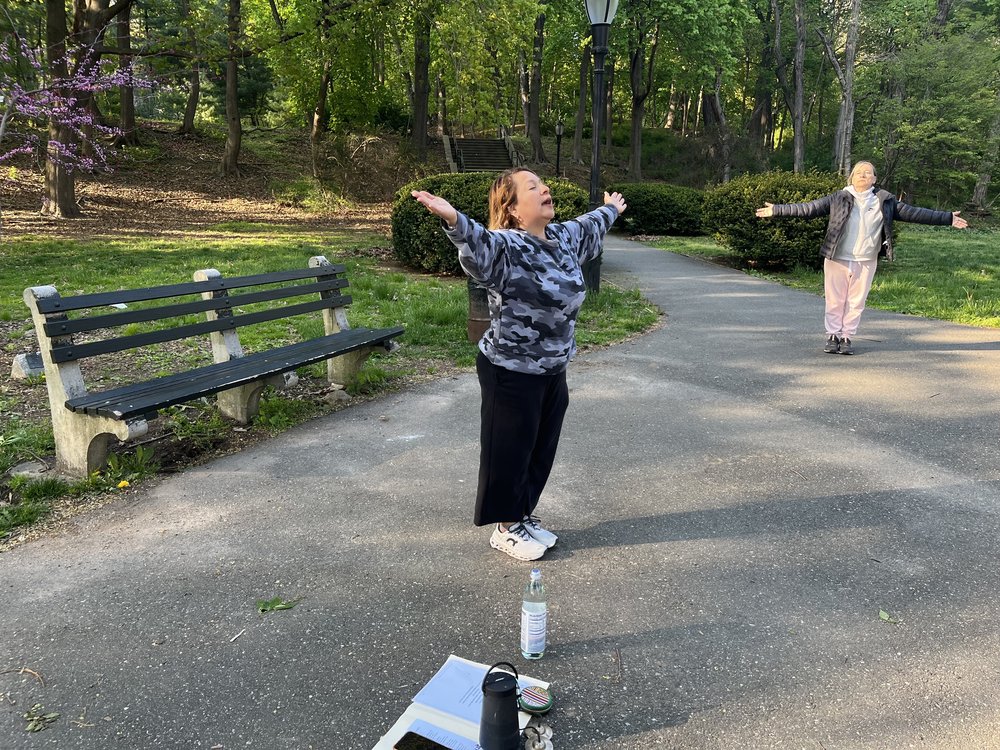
left=2, top=234, right=1000, bottom=749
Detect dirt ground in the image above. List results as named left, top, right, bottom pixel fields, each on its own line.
left=0, top=127, right=440, bottom=238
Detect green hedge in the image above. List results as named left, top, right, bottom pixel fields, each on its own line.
left=609, top=182, right=704, bottom=236
left=701, top=170, right=846, bottom=270
left=391, top=172, right=589, bottom=275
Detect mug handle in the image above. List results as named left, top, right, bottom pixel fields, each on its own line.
left=481, top=661, right=520, bottom=691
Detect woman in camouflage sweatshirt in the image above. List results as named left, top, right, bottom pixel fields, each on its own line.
left=412, top=167, right=626, bottom=560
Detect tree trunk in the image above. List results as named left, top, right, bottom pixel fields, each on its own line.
left=411, top=5, right=431, bottom=160
left=437, top=73, right=450, bottom=136
left=627, top=21, right=659, bottom=180
left=704, top=70, right=732, bottom=183
left=933, top=0, right=952, bottom=35
left=665, top=82, right=676, bottom=128
left=221, top=0, right=242, bottom=176
left=310, top=0, right=332, bottom=178
left=747, top=5, right=772, bottom=151
left=518, top=50, right=530, bottom=131
left=819, top=0, right=859, bottom=175
left=792, top=0, right=805, bottom=172
left=527, top=12, right=547, bottom=162
left=114, top=4, right=139, bottom=146
left=177, top=0, right=200, bottom=135
left=972, top=93, right=1000, bottom=210
left=43, top=0, right=79, bottom=217
left=572, top=42, right=590, bottom=164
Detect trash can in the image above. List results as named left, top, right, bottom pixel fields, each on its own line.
left=467, top=279, right=490, bottom=343
left=582, top=253, right=602, bottom=293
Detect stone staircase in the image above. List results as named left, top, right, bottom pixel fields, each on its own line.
left=446, top=137, right=513, bottom=173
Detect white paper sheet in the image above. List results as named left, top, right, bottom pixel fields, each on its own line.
left=372, top=655, right=549, bottom=750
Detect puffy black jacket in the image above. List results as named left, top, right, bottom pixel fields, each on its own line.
left=770, top=188, right=952, bottom=261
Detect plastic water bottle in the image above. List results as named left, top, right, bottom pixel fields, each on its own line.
left=520, top=568, right=547, bottom=660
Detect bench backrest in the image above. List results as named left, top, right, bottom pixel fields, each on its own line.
left=26, top=258, right=351, bottom=365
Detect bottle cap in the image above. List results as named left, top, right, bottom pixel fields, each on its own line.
left=518, top=685, right=553, bottom=714
left=530, top=568, right=542, bottom=581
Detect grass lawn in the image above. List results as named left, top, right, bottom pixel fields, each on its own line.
left=650, top=226, right=1000, bottom=328
left=0, top=226, right=659, bottom=541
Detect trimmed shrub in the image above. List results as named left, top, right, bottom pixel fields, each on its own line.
left=391, top=172, right=589, bottom=275
left=701, top=170, right=845, bottom=269
left=610, top=182, right=705, bottom=236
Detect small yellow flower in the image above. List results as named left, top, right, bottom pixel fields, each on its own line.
left=117, top=480, right=130, bottom=489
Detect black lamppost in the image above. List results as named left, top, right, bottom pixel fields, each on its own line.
left=584, top=0, right=618, bottom=293
left=555, top=118, right=564, bottom=177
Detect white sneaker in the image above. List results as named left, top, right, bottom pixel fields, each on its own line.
left=522, top=515, right=558, bottom=549
left=490, top=523, right=547, bottom=561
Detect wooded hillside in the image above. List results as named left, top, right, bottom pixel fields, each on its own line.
left=2, top=0, right=998, bottom=218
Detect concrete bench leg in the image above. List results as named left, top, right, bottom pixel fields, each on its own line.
left=23, top=284, right=150, bottom=478
left=52, top=409, right=148, bottom=478
left=325, top=342, right=398, bottom=386
left=216, top=372, right=298, bottom=424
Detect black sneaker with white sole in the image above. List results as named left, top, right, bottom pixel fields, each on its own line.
left=824, top=335, right=840, bottom=353
left=839, top=337, right=854, bottom=355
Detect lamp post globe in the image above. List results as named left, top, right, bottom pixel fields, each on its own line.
left=583, top=0, right=618, bottom=293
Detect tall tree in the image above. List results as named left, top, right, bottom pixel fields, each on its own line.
left=572, top=41, right=590, bottom=164
left=221, top=0, right=241, bottom=175
left=412, top=3, right=431, bottom=159
left=770, top=0, right=805, bottom=172
left=177, top=0, right=201, bottom=136
left=817, top=0, right=860, bottom=175
left=113, top=2, right=138, bottom=146
left=624, top=1, right=660, bottom=180
left=527, top=10, right=547, bottom=161
left=44, top=0, right=78, bottom=217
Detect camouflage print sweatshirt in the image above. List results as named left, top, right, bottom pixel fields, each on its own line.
left=444, top=205, right=619, bottom=375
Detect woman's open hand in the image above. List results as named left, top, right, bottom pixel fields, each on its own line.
left=951, top=211, right=968, bottom=229
left=411, top=190, right=458, bottom=227
left=604, top=191, right=627, bottom=216
left=755, top=202, right=774, bottom=218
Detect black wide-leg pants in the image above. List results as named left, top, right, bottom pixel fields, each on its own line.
left=474, top=352, right=569, bottom=526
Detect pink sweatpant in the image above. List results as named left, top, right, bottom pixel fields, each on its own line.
left=823, top=258, right=877, bottom=338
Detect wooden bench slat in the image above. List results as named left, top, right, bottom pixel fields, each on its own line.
left=44, top=278, right=351, bottom=337
left=65, top=325, right=401, bottom=410
left=35, top=264, right=348, bottom=314
left=49, top=295, right=355, bottom=363
left=66, top=326, right=404, bottom=420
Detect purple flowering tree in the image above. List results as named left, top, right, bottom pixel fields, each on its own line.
left=0, top=1, right=146, bottom=224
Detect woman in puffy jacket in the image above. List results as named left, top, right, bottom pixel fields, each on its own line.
left=756, top=161, right=968, bottom=354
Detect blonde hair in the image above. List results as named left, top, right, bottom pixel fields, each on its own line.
left=848, top=161, right=876, bottom=182
left=488, top=167, right=534, bottom=230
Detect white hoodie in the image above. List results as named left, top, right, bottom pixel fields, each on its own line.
left=833, top=185, right=884, bottom=262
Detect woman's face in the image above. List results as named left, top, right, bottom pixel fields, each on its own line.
left=510, top=171, right=554, bottom=230
left=851, top=163, right=877, bottom=192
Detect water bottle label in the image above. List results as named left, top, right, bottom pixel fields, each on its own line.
left=520, top=607, right=547, bottom=653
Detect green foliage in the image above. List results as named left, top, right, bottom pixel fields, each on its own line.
left=10, top=474, right=70, bottom=502
left=105, top=446, right=160, bottom=483
left=609, top=182, right=705, bottom=236
left=576, top=285, right=661, bottom=347
left=701, top=170, right=845, bottom=270
left=391, top=172, right=589, bottom=275
left=256, top=595, right=302, bottom=613
left=253, top=395, right=320, bottom=432
left=346, top=363, right=392, bottom=396
left=167, top=408, right=231, bottom=452
left=648, top=228, right=1000, bottom=328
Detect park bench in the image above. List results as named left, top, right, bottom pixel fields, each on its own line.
left=23, top=255, right=404, bottom=478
